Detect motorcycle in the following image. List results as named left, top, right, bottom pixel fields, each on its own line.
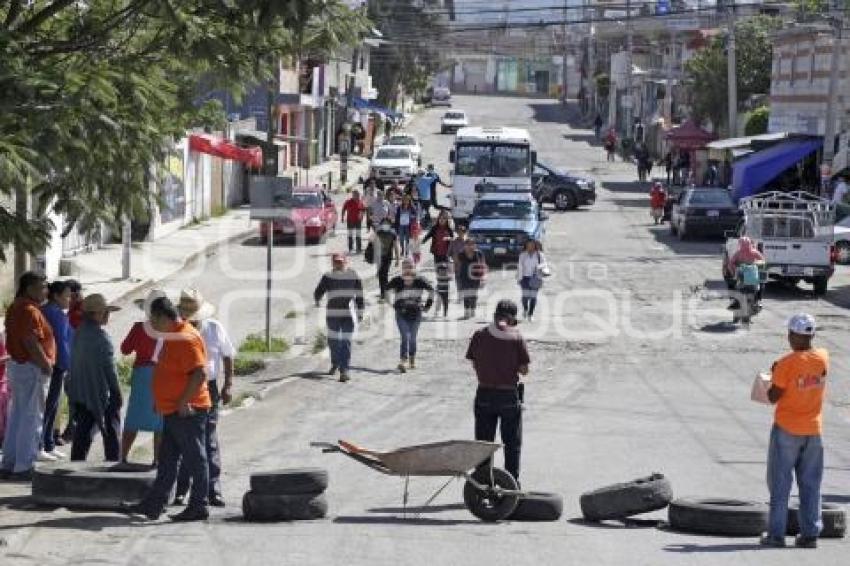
left=732, top=262, right=765, bottom=326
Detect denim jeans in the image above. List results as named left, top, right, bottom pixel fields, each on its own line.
left=519, top=277, right=540, bottom=317
left=395, top=313, right=421, bottom=359
left=346, top=221, right=362, bottom=253
left=176, top=380, right=222, bottom=500
left=141, top=411, right=209, bottom=512
left=327, top=317, right=355, bottom=371
left=474, top=387, right=522, bottom=481
left=398, top=224, right=411, bottom=256
left=766, top=424, right=824, bottom=538
left=1, top=362, right=48, bottom=473
left=42, top=367, right=67, bottom=452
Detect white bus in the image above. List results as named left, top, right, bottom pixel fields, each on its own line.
left=449, top=127, right=536, bottom=221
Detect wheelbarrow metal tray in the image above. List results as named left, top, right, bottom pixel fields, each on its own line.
left=362, top=440, right=501, bottom=476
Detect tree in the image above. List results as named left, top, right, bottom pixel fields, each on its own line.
left=685, top=15, right=782, bottom=132
left=0, top=1, right=367, bottom=262
left=368, top=0, right=446, bottom=107
left=744, top=106, right=770, bottom=136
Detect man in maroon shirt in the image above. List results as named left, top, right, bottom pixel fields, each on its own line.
left=341, top=190, right=366, bottom=254
left=465, top=300, right=530, bottom=483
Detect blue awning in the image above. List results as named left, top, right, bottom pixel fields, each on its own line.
left=352, top=97, right=402, bottom=119
left=732, top=138, right=822, bottom=201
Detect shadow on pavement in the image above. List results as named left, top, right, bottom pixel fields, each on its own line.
left=347, top=366, right=398, bottom=376
left=367, top=503, right=466, bottom=515
left=663, top=543, right=765, bottom=553
left=566, top=517, right=663, bottom=529
left=0, top=514, right=148, bottom=532
left=334, top=515, right=484, bottom=526
left=563, top=133, right=600, bottom=146
left=648, top=228, right=726, bottom=258
left=240, top=236, right=323, bottom=248
left=699, top=322, right=738, bottom=334
left=603, top=181, right=649, bottom=195
left=527, top=102, right=576, bottom=126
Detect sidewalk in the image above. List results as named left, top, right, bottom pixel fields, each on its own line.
left=67, top=157, right=372, bottom=303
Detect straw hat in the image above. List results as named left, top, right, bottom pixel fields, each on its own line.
left=177, top=288, right=215, bottom=321
left=81, top=293, right=121, bottom=314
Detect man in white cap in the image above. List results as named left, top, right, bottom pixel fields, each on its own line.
left=760, top=313, right=828, bottom=549
left=173, top=289, right=234, bottom=508
left=67, top=293, right=123, bottom=461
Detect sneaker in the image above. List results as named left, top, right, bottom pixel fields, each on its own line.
left=794, top=535, right=817, bottom=549
left=169, top=506, right=209, bottom=522
left=409, top=358, right=416, bottom=370
left=119, top=501, right=162, bottom=521
left=398, top=360, right=407, bottom=373
left=759, top=534, right=786, bottom=548
left=209, top=494, right=226, bottom=508
left=339, top=371, right=350, bottom=383
left=37, top=450, right=58, bottom=462
left=49, top=449, right=67, bottom=460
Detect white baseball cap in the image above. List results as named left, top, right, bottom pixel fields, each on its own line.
left=788, top=313, right=816, bottom=336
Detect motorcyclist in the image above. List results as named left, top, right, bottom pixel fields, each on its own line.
left=649, top=182, right=667, bottom=225
left=728, top=237, right=765, bottom=313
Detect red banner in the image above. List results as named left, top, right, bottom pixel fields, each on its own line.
left=189, top=134, right=262, bottom=169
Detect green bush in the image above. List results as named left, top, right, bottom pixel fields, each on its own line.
left=312, top=331, right=327, bottom=354
left=239, top=333, right=289, bottom=354
left=116, top=357, right=134, bottom=389
left=744, top=106, right=769, bottom=136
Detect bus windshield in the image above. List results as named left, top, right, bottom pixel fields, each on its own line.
left=455, top=144, right=530, bottom=178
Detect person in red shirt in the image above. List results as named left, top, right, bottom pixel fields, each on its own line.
left=66, top=279, right=84, bottom=330
left=649, top=182, right=667, bottom=225
left=341, top=189, right=367, bottom=254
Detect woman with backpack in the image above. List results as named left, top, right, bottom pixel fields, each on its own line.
left=387, top=259, right=434, bottom=373
left=516, top=239, right=549, bottom=321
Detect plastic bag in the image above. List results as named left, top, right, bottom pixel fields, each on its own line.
left=750, top=372, right=772, bottom=405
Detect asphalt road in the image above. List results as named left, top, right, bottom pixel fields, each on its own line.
left=2, top=96, right=850, bottom=565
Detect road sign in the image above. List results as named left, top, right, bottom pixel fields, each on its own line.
left=249, top=176, right=294, bottom=220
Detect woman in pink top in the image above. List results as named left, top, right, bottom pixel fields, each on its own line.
left=0, top=332, right=10, bottom=445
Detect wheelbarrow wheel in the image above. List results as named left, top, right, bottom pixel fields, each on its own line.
left=463, top=468, right=519, bottom=522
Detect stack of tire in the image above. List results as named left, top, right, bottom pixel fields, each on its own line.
left=243, top=468, right=329, bottom=522
left=31, top=462, right=155, bottom=510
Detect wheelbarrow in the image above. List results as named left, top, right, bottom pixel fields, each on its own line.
left=311, top=439, right=522, bottom=521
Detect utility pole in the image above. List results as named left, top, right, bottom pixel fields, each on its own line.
left=665, top=32, right=676, bottom=124
left=726, top=3, right=738, bottom=137
left=562, top=0, right=568, bottom=105
left=340, top=43, right=359, bottom=186
left=821, top=9, right=845, bottom=173
left=264, top=56, right=280, bottom=352
left=625, top=0, right=634, bottom=137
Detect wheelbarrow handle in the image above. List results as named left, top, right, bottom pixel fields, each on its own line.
left=310, top=441, right=341, bottom=453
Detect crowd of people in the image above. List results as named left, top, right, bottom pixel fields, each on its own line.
left=0, top=273, right=234, bottom=522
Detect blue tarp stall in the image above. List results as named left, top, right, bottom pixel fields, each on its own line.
left=352, top=97, right=402, bottom=120
left=731, top=138, right=822, bottom=201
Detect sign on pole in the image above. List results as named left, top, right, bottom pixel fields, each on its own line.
left=249, top=176, right=294, bottom=220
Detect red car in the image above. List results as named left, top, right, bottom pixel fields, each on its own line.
left=259, top=188, right=338, bottom=243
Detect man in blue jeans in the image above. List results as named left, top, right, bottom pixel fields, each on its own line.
left=761, top=313, right=829, bottom=549
left=314, top=253, right=365, bottom=383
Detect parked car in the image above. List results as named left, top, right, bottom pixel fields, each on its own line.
left=369, top=145, right=417, bottom=182
left=833, top=215, right=850, bottom=264
left=468, top=192, right=547, bottom=263
left=385, top=134, right=422, bottom=167
left=259, top=188, right=338, bottom=244
left=531, top=162, right=596, bottom=210
left=669, top=187, right=742, bottom=240
left=430, top=86, right=452, bottom=107
left=440, top=110, right=468, bottom=134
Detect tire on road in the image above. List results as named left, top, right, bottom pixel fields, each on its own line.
left=579, top=473, right=673, bottom=522
left=509, top=491, right=563, bottom=521
left=813, top=275, right=828, bottom=296
left=242, top=491, right=328, bottom=522
left=31, top=463, right=155, bottom=510
left=668, top=498, right=768, bottom=536
left=786, top=502, right=846, bottom=538
left=249, top=468, right=329, bottom=495
left=554, top=190, right=577, bottom=211
left=463, top=467, right=520, bottom=522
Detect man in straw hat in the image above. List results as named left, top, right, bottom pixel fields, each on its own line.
left=122, top=295, right=211, bottom=522
left=173, top=288, right=234, bottom=508
left=314, top=253, right=364, bottom=383
left=67, top=293, right=123, bottom=462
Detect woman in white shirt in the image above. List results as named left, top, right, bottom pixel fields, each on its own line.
left=516, top=239, right=548, bottom=321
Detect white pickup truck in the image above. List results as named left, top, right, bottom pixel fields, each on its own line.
left=722, top=191, right=835, bottom=296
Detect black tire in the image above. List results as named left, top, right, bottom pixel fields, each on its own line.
left=242, top=491, right=328, bottom=522
left=677, top=222, right=687, bottom=241
left=813, top=275, right=828, bottom=296
left=668, top=498, right=768, bottom=536
left=724, top=277, right=736, bottom=290
left=249, top=468, right=329, bottom=496
left=31, top=463, right=155, bottom=510
left=509, top=491, right=563, bottom=522
left=463, top=468, right=520, bottom=522
left=787, top=502, right=846, bottom=538
left=553, top=190, right=577, bottom=211
left=580, top=473, right=673, bottom=521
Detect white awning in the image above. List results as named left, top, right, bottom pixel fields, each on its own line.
left=235, top=129, right=287, bottom=146
left=706, top=132, right=788, bottom=150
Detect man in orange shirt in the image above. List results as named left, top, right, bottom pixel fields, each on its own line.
left=761, top=313, right=828, bottom=549
left=123, top=296, right=211, bottom=522
left=1, top=272, right=55, bottom=480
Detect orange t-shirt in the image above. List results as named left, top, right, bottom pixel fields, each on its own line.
left=771, top=348, right=829, bottom=436
left=4, top=298, right=56, bottom=365
left=152, top=321, right=211, bottom=415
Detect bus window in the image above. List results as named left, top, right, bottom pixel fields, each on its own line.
left=492, top=146, right=530, bottom=177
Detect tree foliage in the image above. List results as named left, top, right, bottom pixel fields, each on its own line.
left=685, top=15, right=782, bottom=132
left=368, top=0, right=446, bottom=107
left=0, top=0, right=367, bottom=260
left=744, top=106, right=770, bottom=136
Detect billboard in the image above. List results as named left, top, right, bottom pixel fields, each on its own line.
left=249, top=176, right=294, bottom=219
